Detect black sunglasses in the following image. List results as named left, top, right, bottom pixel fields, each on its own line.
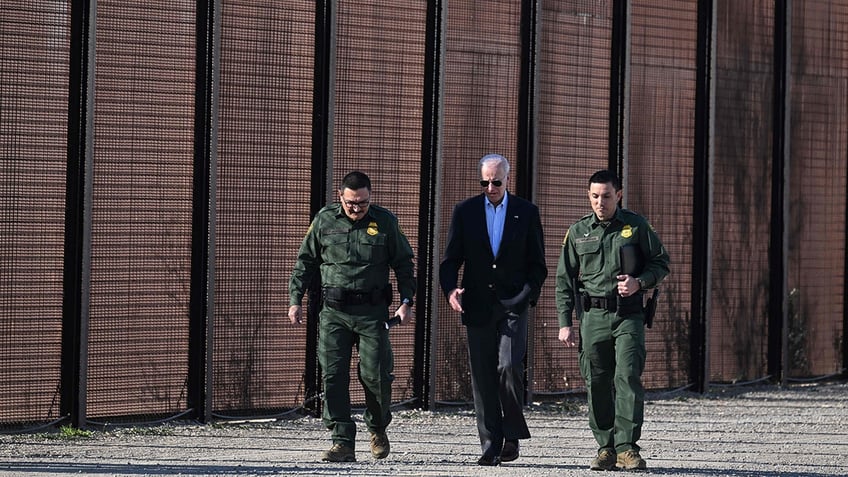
left=480, top=180, right=503, bottom=187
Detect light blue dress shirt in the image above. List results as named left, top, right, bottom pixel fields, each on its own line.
left=485, top=193, right=508, bottom=258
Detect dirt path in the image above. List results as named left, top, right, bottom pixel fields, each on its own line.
left=2, top=382, right=846, bottom=476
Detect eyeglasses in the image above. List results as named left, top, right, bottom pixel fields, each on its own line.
left=343, top=199, right=370, bottom=208
left=480, top=179, right=503, bottom=187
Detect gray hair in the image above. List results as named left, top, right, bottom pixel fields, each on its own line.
left=478, top=153, right=510, bottom=177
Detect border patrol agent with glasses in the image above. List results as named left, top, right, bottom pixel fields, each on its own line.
left=288, top=171, right=416, bottom=463
left=555, top=170, right=669, bottom=471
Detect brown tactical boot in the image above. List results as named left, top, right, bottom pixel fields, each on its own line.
left=321, top=442, right=356, bottom=462
left=616, top=449, right=647, bottom=470
left=370, top=431, right=390, bottom=459
left=590, top=448, right=617, bottom=470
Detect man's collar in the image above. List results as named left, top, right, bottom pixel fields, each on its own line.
left=592, top=207, right=621, bottom=227
left=334, top=202, right=374, bottom=222
left=484, top=192, right=509, bottom=208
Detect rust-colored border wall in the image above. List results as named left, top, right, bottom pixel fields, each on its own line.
left=2, top=0, right=847, bottom=427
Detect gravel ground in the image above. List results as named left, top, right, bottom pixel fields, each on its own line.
left=1, top=382, right=846, bottom=477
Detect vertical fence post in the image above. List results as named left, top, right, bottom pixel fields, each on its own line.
left=62, top=0, right=95, bottom=429
left=189, top=0, right=221, bottom=423
left=516, top=0, right=538, bottom=199
left=304, top=0, right=336, bottom=417
left=609, top=0, right=629, bottom=177
left=691, top=0, right=716, bottom=393
left=770, top=0, right=791, bottom=386
left=516, top=0, right=539, bottom=404
left=417, top=0, right=445, bottom=411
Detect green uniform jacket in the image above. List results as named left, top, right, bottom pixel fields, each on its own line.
left=289, top=203, right=416, bottom=305
left=556, top=208, right=670, bottom=327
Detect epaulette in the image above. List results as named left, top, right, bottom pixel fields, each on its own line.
left=318, top=203, right=339, bottom=215
left=368, top=204, right=397, bottom=220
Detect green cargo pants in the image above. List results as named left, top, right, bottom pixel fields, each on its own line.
left=578, top=308, right=646, bottom=453
left=318, top=303, right=394, bottom=447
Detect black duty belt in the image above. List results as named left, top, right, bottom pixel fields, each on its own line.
left=583, top=291, right=644, bottom=315
left=322, top=285, right=392, bottom=308
left=584, top=294, right=616, bottom=313
left=343, top=290, right=371, bottom=305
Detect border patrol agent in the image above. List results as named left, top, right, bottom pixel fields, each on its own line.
left=555, top=170, right=669, bottom=471
left=289, top=171, right=415, bottom=463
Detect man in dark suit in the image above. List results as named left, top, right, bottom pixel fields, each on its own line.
left=439, top=153, right=548, bottom=466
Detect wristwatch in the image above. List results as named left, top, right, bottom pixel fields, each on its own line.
left=636, top=278, right=647, bottom=290
left=402, top=298, right=413, bottom=307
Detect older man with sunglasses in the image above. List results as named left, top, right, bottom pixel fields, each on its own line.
left=440, top=154, right=547, bottom=466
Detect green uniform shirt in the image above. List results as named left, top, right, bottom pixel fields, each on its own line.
left=555, top=208, right=670, bottom=327
left=289, top=203, right=416, bottom=305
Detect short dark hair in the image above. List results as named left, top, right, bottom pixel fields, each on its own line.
left=340, top=171, right=371, bottom=192
left=589, top=170, right=621, bottom=191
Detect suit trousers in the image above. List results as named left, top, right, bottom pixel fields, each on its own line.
left=465, top=306, right=531, bottom=456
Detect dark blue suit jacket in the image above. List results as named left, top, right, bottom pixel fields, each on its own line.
left=439, top=192, right=548, bottom=326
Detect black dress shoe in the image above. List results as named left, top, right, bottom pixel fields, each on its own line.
left=500, top=440, right=519, bottom=462
left=477, top=453, right=501, bottom=466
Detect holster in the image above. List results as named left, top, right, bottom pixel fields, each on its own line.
left=643, top=288, right=660, bottom=328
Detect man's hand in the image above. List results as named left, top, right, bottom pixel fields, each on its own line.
left=448, top=288, right=465, bottom=313
left=559, top=326, right=576, bottom=347
left=616, top=274, right=640, bottom=297
left=288, top=305, right=302, bottom=325
left=392, top=301, right=413, bottom=325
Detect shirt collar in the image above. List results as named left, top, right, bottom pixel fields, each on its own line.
left=484, top=192, right=508, bottom=209
left=334, top=203, right=374, bottom=221
left=592, top=207, right=622, bottom=227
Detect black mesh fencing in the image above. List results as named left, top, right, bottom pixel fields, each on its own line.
left=211, top=0, right=315, bottom=417
left=629, top=0, right=697, bottom=389
left=710, top=0, right=775, bottom=382
left=0, top=0, right=69, bottom=426
left=786, top=0, right=848, bottom=378
left=86, top=0, right=196, bottom=421
left=534, top=0, right=613, bottom=396
left=1, top=0, right=847, bottom=430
